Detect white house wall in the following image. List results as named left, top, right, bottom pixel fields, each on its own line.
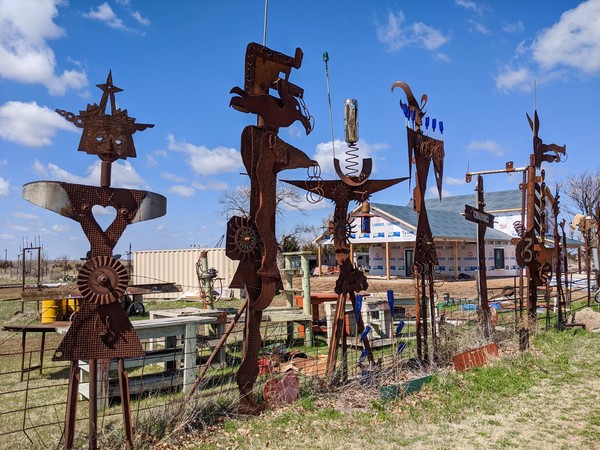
left=494, top=212, right=523, bottom=238
left=349, top=215, right=416, bottom=243
left=368, top=240, right=518, bottom=278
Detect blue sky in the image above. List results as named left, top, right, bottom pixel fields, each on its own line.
left=1, top=0, right=599, bottom=260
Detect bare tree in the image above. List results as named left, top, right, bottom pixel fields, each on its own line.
left=563, top=168, right=600, bottom=216
left=218, top=182, right=307, bottom=220
left=53, top=255, right=72, bottom=278
left=280, top=223, right=321, bottom=251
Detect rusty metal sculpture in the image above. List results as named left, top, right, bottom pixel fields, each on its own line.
left=285, top=177, right=406, bottom=380
left=23, top=72, right=165, bottom=449
left=527, top=111, right=566, bottom=168
left=226, top=43, right=316, bottom=414
left=392, top=81, right=445, bottom=363
left=285, top=96, right=406, bottom=381
left=551, top=189, right=567, bottom=329
left=464, top=176, right=495, bottom=338
left=516, top=110, right=565, bottom=349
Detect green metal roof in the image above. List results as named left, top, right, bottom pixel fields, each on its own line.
left=422, top=189, right=522, bottom=213
left=371, top=202, right=515, bottom=242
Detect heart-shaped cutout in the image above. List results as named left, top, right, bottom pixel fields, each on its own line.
left=92, top=205, right=117, bottom=231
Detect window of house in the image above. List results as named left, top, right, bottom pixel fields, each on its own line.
left=494, top=248, right=505, bottom=270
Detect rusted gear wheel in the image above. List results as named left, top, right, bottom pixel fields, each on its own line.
left=236, top=225, right=259, bottom=253
left=417, top=233, right=436, bottom=264
left=226, top=216, right=261, bottom=261
left=77, top=256, right=129, bottom=305
left=333, top=219, right=354, bottom=244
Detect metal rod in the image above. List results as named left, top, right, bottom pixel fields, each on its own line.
left=466, top=166, right=527, bottom=178
left=89, top=359, right=98, bottom=450
left=185, top=298, right=249, bottom=401
left=326, top=293, right=346, bottom=381
left=262, top=0, right=268, bottom=46
left=323, top=53, right=336, bottom=158
left=63, top=361, right=79, bottom=450
left=118, top=359, right=133, bottom=450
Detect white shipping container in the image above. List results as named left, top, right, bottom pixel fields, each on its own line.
left=132, top=248, right=240, bottom=299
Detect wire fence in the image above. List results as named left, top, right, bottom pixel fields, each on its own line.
left=0, top=273, right=597, bottom=448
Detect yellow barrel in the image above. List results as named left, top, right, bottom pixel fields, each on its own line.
left=58, top=298, right=68, bottom=318
left=67, top=297, right=81, bottom=314
left=41, top=299, right=58, bottom=323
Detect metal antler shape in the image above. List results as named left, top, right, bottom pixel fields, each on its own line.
left=526, top=111, right=566, bottom=168
left=393, top=80, right=445, bottom=363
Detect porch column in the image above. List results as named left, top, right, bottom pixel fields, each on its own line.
left=318, top=244, right=323, bottom=277
left=385, top=241, right=390, bottom=280
left=453, top=241, right=459, bottom=280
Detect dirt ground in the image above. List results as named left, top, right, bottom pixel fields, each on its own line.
left=296, top=274, right=516, bottom=300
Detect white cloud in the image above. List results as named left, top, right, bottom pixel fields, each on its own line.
left=10, top=224, right=30, bottom=232
left=281, top=195, right=331, bottom=211
left=192, top=181, right=228, bottom=191
left=0, top=233, right=13, bottom=240
left=167, top=134, right=243, bottom=176
left=160, top=171, right=185, bottom=183
left=467, top=140, right=505, bottom=156
left=502, top=21, right=524, bottom=33
left=83, top=2, right=149, bottom=34
left=494, top=65, right=532, bottom=92
left=495, top=2, right=600, bottom=94
left=376, top=11, right=449, bottom=52
left=0, top=101, right=77, bottom=147
left=468, top=20, right=491, bottom=35
left=434, top=52, right=452, bottom=63
left=83, top=3, right=125, bottom=30
left=455, top=0, right=483, bottom=14
left=12, top=212, right=39, bottom=220
left=312, top=139, right=388, bottom=176
left=426, top=185, right=452, bottom=199
left=0, top=0, right=88, bottom=95
left=32, top=159, right=48, bottom=176
left=131, top=11, right=150, bottom=26
left=0, top=176, right=9, bottom=196
left=146, top=149, right=168, bottom=167
left=532, top=0, right=600, bottom=75
left=51, top=223, right=68, bottom=232
left=146, top=154, right=158, bottom=167
left=170, top=185, right=195, bottom=197
left=33, top=159, right=147, bottom=189
left=445, top=176, right=466, bottom=186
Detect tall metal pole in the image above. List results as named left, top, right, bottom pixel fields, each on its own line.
left=262, top=0, right=269, bottom=46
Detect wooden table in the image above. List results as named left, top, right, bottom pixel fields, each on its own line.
left=56, top=317, right=205, bottom=405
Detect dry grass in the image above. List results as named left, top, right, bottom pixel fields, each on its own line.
left=3, top=277, right=598, bottom=449
left=168, top=328, right=600, bottom=450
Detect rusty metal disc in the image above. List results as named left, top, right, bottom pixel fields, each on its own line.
left=77, top=256, right=129, bottom=304
left=226, top=216, right=261, bottom=261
